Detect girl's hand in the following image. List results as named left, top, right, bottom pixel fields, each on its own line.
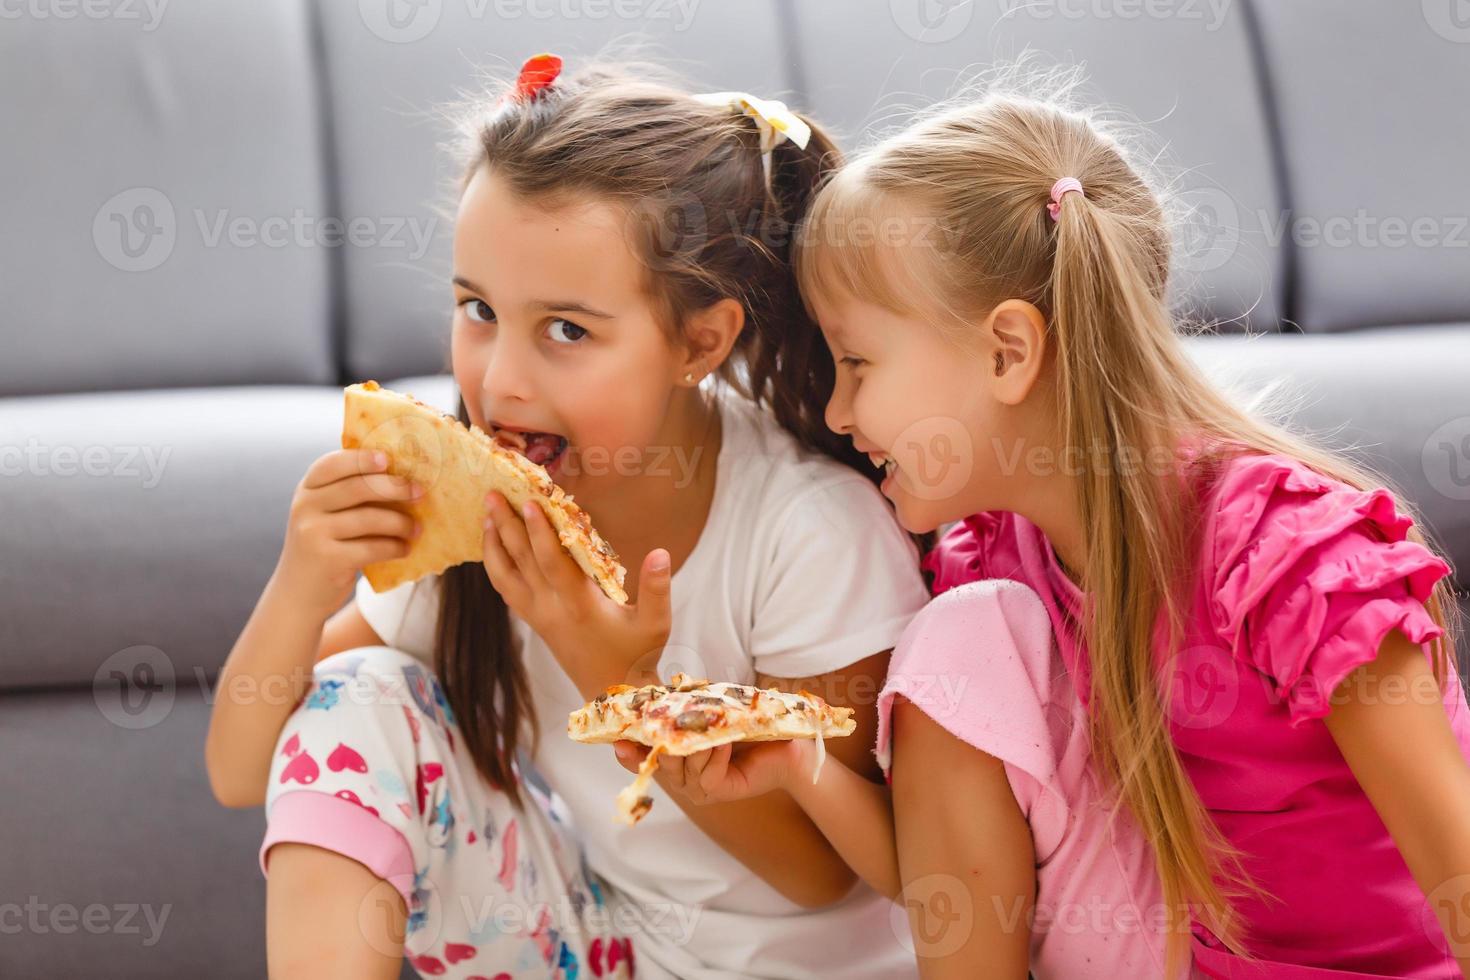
left=274, top=448, right=423, bottom=620
left=612, top=738, right=818, bottom=805
left=481, top=491, right=672, bottom=693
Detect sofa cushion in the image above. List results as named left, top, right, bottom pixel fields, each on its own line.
left=1250, top=1, right=1470, bottom=332
left=0, top=0, right=334, bottom=395
left=316, top=0, right=799, bottom=383
left=0, top=386, right=345, bottom=690
left=1186, top=325, right=1470, bottom=580
left=787, top=0, right=1285, bottom=333
left=0, top=686, right=268, bottom=978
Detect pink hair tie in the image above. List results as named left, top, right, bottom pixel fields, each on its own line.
left=1047, top=176, right=1084, bottom=222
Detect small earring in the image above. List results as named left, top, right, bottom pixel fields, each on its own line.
left=685, top=372, right=697, bottom=383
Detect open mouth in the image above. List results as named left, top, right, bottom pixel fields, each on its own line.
left=491, top=425, right=570, bottom=470
left=867, top=451, right=898, bottom=478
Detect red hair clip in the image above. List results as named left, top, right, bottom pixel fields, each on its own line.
left=512, top=53, right=562, bottom=102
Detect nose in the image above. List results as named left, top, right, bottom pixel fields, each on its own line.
left=479, top=331, right=534, bottom=406
left=824, top=372, right=854, bottom=436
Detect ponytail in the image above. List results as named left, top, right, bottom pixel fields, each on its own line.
left=1051, top=189, right=1256, bottom=964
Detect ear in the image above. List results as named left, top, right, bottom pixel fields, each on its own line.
left=983, top=299, right=1047, bottom=406
left=677, top=298, right=745, bottom=386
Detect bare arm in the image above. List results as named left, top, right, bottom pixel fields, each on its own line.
left=612, top=651, right=892, bottom=908
left=1324, top=628, right=1470, bottom=977
left=892, top=697, right=1034, bottom=980
left=205, top=447, right=419, bottom=808
left=204, top=591, right=382, bottom=808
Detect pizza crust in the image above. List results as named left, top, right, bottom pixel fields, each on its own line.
left=568, top=673, right=856, bottom=823
left=340, top=381, right=627, bottom=603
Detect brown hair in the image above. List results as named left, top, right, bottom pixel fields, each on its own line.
left=431, top=62, right=922, bottom=805
left=795, top=64, right=1459, bottom=966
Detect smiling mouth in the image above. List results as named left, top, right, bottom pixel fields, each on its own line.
left=867, top=451, right=897, bottom=477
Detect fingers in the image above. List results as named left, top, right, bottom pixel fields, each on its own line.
left=697, top=744, right=734, bottom=796
left=336, top=536, right=412, bottom=568
left=613, top=741, right=647, bottom=774
left=481, top=524, right=531, bottom=611
left=635, top=549, right=673, bottom=636
left=317, top=471, right=424, bottom=512
left=519, top=499, right=597, bottom=614
left=304, top=448, right=388, bottom=490
left=325, top=505, right=419, bottom=542
left=484, top=493, right=550, bottom=594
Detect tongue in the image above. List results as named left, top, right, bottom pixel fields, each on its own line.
left=523, top=433, right=564, bottom=466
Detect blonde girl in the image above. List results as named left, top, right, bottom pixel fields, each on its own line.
left=673, top=68, right=1470, bottom=979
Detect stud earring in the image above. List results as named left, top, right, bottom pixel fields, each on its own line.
left=685, top=371, right=697, bottom=383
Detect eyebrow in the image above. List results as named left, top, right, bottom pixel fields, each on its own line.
left=452, top=276, right=613, bottom=320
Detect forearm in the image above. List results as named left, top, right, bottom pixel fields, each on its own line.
left=205, top=573, right=328, bottom=808
left=788, top=755, right=900, bottom=900
left=656, top=775, right=858, bottom=908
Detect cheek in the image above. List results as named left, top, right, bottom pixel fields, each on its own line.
left=450, top=328, right=486, bottom=422
left=555, top=342, right=676, bottom=449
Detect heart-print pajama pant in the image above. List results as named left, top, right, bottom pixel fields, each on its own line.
left=259, top=645, right=636, bottom=979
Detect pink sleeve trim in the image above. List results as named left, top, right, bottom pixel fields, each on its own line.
left=874, top=580, right=1058, bottom=782
left=259, top=790, right=417, bottom=907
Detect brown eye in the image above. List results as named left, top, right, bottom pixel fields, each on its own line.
left=462, top=299, right=495, bottom=323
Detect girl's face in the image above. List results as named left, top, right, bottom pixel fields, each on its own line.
left=814, top=291, right=1026, bottom=534
left=450, top=167, right=690, bottom=504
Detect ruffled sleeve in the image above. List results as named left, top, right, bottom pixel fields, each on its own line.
left=922, top=512, right=1005, bottom=596
left=1207, top=453, right=1452, bottom=726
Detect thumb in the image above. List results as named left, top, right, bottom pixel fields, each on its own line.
left=635, top=549, right=672, bottom=634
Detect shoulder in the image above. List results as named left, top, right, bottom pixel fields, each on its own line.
left=1201, top=450, right=1445, bottom=617
left=1199, top=451, right=1452, bottom=722
left=716, top=387, right=910, bottom=553
left=353, top=573, right=441, bottom=664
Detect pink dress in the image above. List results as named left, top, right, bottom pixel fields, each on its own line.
left=923, top=451, right=1467, bottom=978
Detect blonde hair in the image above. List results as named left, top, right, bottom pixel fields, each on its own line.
left=796, top=62, right=1460, bottom=967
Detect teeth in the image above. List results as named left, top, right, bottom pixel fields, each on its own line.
left=867, top=452, right=896, bottom=473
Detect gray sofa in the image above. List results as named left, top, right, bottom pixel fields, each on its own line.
left=3, top=2, right=1466, bottom=976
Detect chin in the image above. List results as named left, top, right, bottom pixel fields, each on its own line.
left=891, top=497, right=942, bottom=536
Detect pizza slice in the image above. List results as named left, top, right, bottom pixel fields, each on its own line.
left=340, top=381, right=627, bottom=602
left=569, top=673, right=857, bottom=824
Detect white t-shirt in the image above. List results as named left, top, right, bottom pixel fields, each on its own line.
left=355, top=385, right=929, bottom=979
